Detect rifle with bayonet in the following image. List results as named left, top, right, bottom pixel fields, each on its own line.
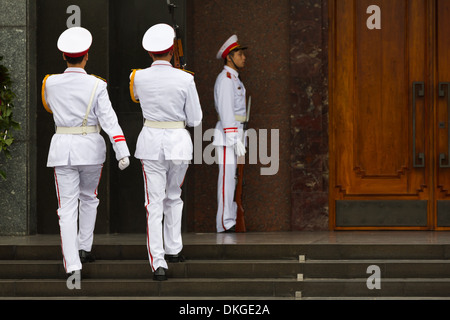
left=234, top=96, right=251, bottom=233
left=167, top=0, right=194, bottom=74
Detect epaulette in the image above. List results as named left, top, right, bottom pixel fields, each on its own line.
left=91, top=74, right=107, bottom=82
left=129, top=69, right=141, bottom=104
left=41, top=74, right=54, bottom=114
left=182, top=69, right=195, bottom=76
left=226, top=72, right=231, bottom=79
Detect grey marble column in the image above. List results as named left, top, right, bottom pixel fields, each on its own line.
left=0, top=0, right=36, bottom=235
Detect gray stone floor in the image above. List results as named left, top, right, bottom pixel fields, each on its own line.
left=2, top=231, right=450, bottom=245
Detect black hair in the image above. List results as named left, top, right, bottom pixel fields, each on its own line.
left=151, top=51, right=172, bottom=60
left=64, top=54, right=86, bottom=65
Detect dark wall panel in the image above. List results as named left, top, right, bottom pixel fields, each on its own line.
left=108, top=0, right=186, bottom=233
left=36, top=0, right=186, bottom=234
left=36, top=0, right=110, bottom=234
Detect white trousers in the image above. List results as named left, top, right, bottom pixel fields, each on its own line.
left=53, top=164, right=103, bottom=273
left=216, top=146, right=237, bottom=232
left=141, top=151, right=188, bottom=271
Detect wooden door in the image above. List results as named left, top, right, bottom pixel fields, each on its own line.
left=329, top=0, right=435, bottom=229
left=435, top=0, right=450, bottom=229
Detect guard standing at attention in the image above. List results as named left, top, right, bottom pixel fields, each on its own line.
left=130, top=23, right=202, bottom=281
left=213, top=35, right=248, bottom=233
left=42, top=27, right=130, bottom=280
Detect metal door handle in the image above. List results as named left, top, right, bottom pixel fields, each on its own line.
left=439, top=82, right=450, bottom=168
left=413, top=81, right=425, bottom=168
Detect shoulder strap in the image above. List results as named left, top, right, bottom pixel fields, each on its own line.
left=82, top=79, right=101, bottom=127
left=91, top=74, right=107, bottom=82
left=181, top=69, right=195, bottom=76
left=41, top=74, right=53, bottom=114
left=129, top=69, right=141, bottom=103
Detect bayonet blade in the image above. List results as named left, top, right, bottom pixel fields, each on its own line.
left=246, top=96, right=251, bottom=122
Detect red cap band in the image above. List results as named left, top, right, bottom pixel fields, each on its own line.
left=63, top=48, right=90, bottom=58
left=149, top=45, right=174, bottom=55
left=221, top=43, right=240, bottom=59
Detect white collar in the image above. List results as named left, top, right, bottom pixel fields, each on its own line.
left=64, top=67, right=87, bottom=74
left=151, top=60, right=173, bottom=67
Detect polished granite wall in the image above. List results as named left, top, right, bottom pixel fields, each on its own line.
left=187, top=0, right=329, bottom=231
left=0, top=0, right=37, bottom=235
left=289, top=0, right=329, bottom=230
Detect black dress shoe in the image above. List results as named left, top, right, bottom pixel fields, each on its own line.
left=165, top=253, right=185, bottom=263
left=153, top=267, right=167, bottom=281
left=79, top=250, right=95, bottom=263
left=67, top=269, right=82, bottom=281
left=224, top=225, right=236, bottom=233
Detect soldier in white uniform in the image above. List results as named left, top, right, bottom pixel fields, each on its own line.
left=130, top=24, right=202, bottom=281
left=42, top=27, right=130, bottom=278
left=213, top=35, right=248, bottom=233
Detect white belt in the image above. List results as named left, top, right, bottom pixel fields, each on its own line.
left=56, top=125, right=101, bottom=135
left=144, top=120, right=185, bottom=129
left=218, top=115, right=246, bottom=123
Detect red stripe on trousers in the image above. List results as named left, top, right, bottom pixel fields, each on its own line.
left=222, top=147, right=226, bottom=231
left=94, top=165, right=103, bottom=196
left=141, top=160, right=155, bottom=271
left=54, top=169, right=67, bottom=272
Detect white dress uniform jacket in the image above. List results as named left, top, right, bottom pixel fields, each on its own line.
left=131, top=60, right=202, bottom=272
left=213, top=66, right=247, bottom=147
left=44, top=68, right=130, bottom=166
left=132, top=60, right=203, bottom=161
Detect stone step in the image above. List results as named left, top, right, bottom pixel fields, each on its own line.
left=299, top=296, right=450, bottom=300
left=296, top=278, right=450, bottom=298
left=0, top=278, right=302, bottom=298
left=2, top=241, right=449, bottom=260
left=3, top=243, right=450, bottom=260
left=3, top=235, right=450, bottom=299
left=0, top=296, right=295, bottom=300
left=0, top=260, right=301, bottom=279
left=302, top=259, right=450, bottom=279
left=3, top=276, right=450, bottom=298
left=3, top=259, right=450, bottom=280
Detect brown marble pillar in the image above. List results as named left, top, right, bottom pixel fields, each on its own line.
left=186, top=0, right=329, bottom=232
left=290, top=0, right=329, bottom=230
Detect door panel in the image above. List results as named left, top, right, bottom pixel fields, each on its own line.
left=330, top=0, right=432, bottom=229
left=436, top=0, right=450, bottom=228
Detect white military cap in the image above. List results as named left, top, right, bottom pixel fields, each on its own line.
left=142, top=23, right=175, bottom=54
left=57, top=27, right=92, bottom=58
left=216, top=34, right=248, bottom=60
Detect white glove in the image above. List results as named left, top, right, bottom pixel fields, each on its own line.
left=118, top=157, right=130, bottom=170
left=234, top=139, right=246, bottom=157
